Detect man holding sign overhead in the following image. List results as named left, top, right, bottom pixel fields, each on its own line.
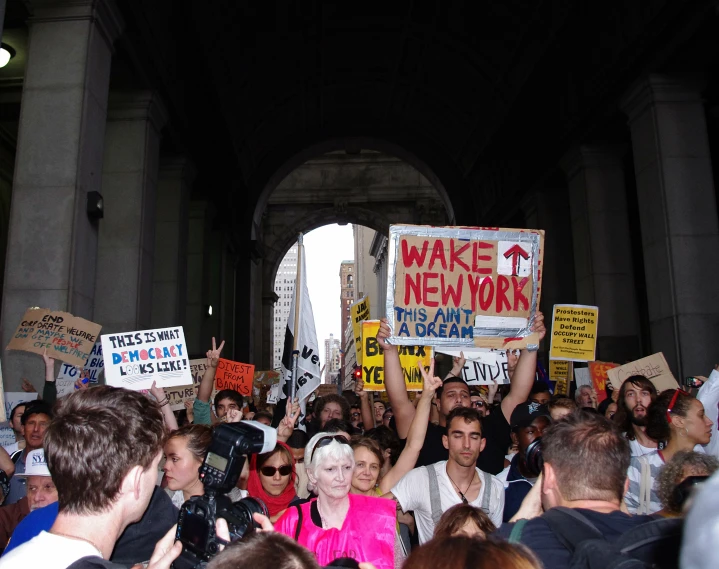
left=379, top=311, right=546, bottom=475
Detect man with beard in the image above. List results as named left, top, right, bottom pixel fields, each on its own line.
left=613, top=376, right=658, bottom=456
left=386, top=407, right=505, bottom=543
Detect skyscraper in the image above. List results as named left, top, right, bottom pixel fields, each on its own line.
left=272, top=244, right=298, bottom=370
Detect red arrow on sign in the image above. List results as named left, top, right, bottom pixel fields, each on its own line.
left=504, top=244, right=529, bottom=276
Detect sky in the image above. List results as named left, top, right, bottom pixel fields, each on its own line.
left=301, top=224, right=354, bottom=371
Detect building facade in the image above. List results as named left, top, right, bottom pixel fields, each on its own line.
left=272, top=244, right=298, bottom=370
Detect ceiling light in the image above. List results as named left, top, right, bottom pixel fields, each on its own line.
left=0, top=44, right=16, bottom=68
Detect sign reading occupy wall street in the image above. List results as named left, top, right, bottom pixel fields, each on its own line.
left=56, top=341, right=104, bottom=397
left=439, top=348, right=510, bottom=385
left=101, top=327, right=191, bottom=390
left=215, top=358, right=255, bottom=397
left=549, top=360, right=573, bottom=396
left=362, top=320, right=432, bottom=391
left=7, top=308, right=102, bottom=367
left=385, top=225, right=544, bottom=350
left=549, top=304, right=599, bottom=362
left=351, top=296, right=371, bottom=366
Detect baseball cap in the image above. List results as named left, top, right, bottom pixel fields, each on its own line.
left=16, top=448, right=51, bottom=477
left=510, top=401, right=551, bottom=431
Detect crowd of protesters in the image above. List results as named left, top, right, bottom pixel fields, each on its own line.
left=0, top=313, right=717, bottom=569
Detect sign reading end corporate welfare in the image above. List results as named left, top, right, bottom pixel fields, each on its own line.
left=101, top=326, right=192, bottom=390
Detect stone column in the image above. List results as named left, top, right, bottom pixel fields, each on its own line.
left=560, top=145, right=641, bottom=363
left=0, top=0, right=123, bottom=387
left=621, top=75, right=719, bottom=376
left=94, top=91, right=167, bottom=333
left=521, top=184, right=577, bottom=330
left=262, top=290, right=278, bottom=369
left=185, top=202, right=210, bottom=357
left=151, top=157, right=195, bottom=329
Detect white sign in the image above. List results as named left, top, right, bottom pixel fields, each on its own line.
left=574, top=367, right=591, bottom=388
left=101, top=327, right=192, bottom=390
left=0, top=427, right=15, bottom=448
left=56, top=341, right=104, bottom=397
left=439, top=348, right=510, bottom=385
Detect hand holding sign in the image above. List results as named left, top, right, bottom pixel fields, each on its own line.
left=376, top=318, right=396, bottom=352
left=354, top=377, right=367, bottom=399
left=450, top=351, right=466, bottom=377
left=20, top=378, right=36, bottom=393
left=531, top=311, right=547, bottom=342
left=206, top=337, right=225, bottom=369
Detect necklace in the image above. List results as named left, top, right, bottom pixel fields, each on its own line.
left=51, top=531, right=104, bottom=557
left=316, top=498, right=330, bottom=529
left=446, top=469, right=476, bottom=505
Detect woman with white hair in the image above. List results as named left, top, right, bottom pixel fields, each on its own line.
left=275, top=432, right=396, bottom=569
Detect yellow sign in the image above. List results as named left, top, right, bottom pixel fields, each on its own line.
left=361, top=320, right=432, bottom=391
left=549, top=360, right=572, bottom=396
left=549, top=304, right=599, bottom=362
left=350, top=296, right=371, bottom=366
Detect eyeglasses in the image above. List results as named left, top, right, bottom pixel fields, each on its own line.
left=471, top=401, right=485, bottom=408
left=666, top=389, right=690, bottom=423
left=310, top=435, right=350, bottom=462
left=260, top=464, right=293, bottom=477
left=351, top=412, right=361, bottom=418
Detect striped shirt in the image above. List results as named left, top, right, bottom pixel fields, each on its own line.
left=625, top=450, right=664, bottom=514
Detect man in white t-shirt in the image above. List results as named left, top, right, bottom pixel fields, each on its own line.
left=0, top=387, right=176, bottom=569
left=386, top=406, right=504, bottom=543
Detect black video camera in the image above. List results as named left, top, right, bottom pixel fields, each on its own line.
left=172, top=421, right=277, bottom=569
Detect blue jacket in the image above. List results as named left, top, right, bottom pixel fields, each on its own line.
left=503, top=454, right=534, bottom=522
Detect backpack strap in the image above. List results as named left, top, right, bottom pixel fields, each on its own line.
left=508, top=519, right=528, bottom=544
left=424, top=465, right=443, bottom=526
left=294, top=504, right=303, bottom=541
left=480, top=471, right=492, bottom=514
left=637, top=455, right=652, bottom=515
left=541, top=507, right=605, bottom=553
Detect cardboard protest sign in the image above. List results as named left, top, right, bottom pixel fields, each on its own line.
left=439, top=348, right=510, bottom=385
left=0, top=428, right=14, bottom=448
left=549, top=305, right=599, bottom=362
left=101, top=327, right=192, bottom=390
left=386, top=225, right=544, bottom=350
left=350, top=296, right=371, bottom=366
left=606, top=353, right=678, bottom=393
left=3, top=392, right=37, bottom=425
left=362, top=320, right=432, bottom=391
left=588, top=361, right=619, bottom=403
left=574, top=367, right=591, bottom=388
left=56, top=341, right=104, bottom=397
left=7, top=308, right=102, bottom=367
left=215, top=358, right=255, bottom=397
left=549, top=360, right=572, bottom=396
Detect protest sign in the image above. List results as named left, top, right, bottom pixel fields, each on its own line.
left=385, top=225, right=544, bottom=350
left=254, top=370, right=281, bottom=386
left=3, top=392, right=37, bottom=425
left=350, top=296, right=371, bottom=366
left=101, top=326, right=192, bottom=390
left=7, top=308, right=102, bottom=367
left=588, top=361, right=619, bottom=403
left=158, top=358, right=212, bottom=411
left=438, top=348, right=510, bottom=385
left=549, top=360, right=572, bottom=396
left=0, top=428, right=14, bottom=448
left=549, top=305, right=599, bottom=362
left=215, top=358, right=255, bottom=397
left=606, top=353, right=678, bottom=393
left=56, top=341, right=104, bottom=397
left=574, top=367, right=591, bottom=389
left=267, top=381, right=282, bottom=405
left=362, top=320, right=432, bottom=391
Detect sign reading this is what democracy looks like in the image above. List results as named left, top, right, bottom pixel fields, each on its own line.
left=7, top=308, right=102, bottom=367
left=386, top=225, right=544, bottom=351
left=101, top=327, right=192, bottom=390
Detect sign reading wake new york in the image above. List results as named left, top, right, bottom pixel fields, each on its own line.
left=7, top=308, right=102, bottom=367
left=385, top=225, right=544, bottom=349
left=101, top=326, right=192, bottom=390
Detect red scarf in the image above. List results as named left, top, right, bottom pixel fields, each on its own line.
left=247, top=441, right=297, bottom=517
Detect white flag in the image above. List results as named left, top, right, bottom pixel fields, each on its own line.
left=280, top=239, right=321, bottom=430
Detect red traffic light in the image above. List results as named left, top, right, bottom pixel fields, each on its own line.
left=353, top=366, right=362, bottom=380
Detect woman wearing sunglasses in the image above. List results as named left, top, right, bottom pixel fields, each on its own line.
left=275, top=432, right=397, bottom=569
left=625, top=388, right=713, bottom=514
left=247, top=441, right=301, bottom=522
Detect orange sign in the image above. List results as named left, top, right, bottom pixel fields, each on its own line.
left=588, top=361, right=619, bottom=403
left=215, top=358, right=255, bottom=397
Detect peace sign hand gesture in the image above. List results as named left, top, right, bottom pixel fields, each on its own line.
left=206, top=337, right=225, bottom=369
left=419, top=358, right=443, bottom=401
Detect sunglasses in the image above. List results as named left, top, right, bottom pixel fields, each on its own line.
left=351, top=412, right=361, bottom=418
left=471, top=401, right=486, bottom=408
left=310, top=435, right=350, bottom=462
left=666, top=389, right=690, bottom=423
left=260, top=464, right=293, bottom=477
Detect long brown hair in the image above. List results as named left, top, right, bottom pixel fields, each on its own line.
left=404, top=536, right=542, bottom=569
left=433, top=504, right=496, bottom=538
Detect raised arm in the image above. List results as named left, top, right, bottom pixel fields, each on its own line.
left=500, top=311, right=546, bottom=423
left=41, top=350, right=57, bottom=405
left=355, top=378, right=376, bottom=431
left=277, top=397, right=300, bottom=443
left=197, top=337, right=224, bottom=403
left=378, top=318, right=416, bottom=438
left=150, top=381, right=179, bottom=432
left=379, top=359, right=442, bottom=493
left=445, top=351, right=466, bottom=380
